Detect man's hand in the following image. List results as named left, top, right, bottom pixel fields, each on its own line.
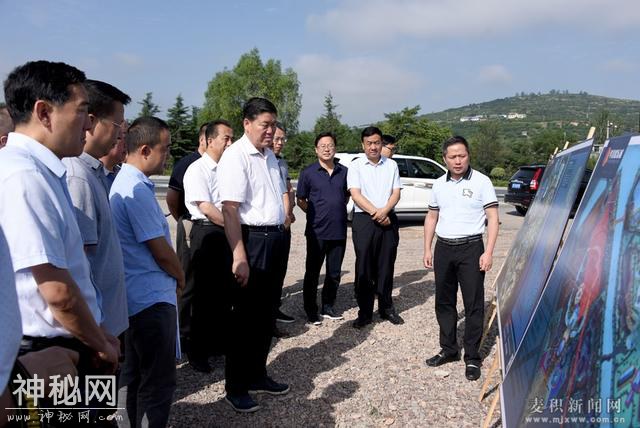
left=424, top=249, right=434, bottom=269
left=479, top=252, right=493, bottom=272
left=371, top=207, right=388, bottom=223
left=233, top=258, right=250, bottom=287
left=96, top=339, right=120, bottom=374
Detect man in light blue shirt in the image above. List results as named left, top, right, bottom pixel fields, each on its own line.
left=63, top=79, right=131, bottom=337
left=110, top=116, right=184, bottom=427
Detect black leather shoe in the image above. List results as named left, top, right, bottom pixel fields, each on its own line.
left=352, top=317, right=372, bottom=329
left=189, top=358, right=212, bottom=373
left=248, top=377, right=290, bottom=395
left=465, top=363, right=481, bottom=381
left=425, top=352, right=461, bottom=367
left=380, top=310, right=404, bottom=325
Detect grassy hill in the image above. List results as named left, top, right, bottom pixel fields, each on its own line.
left=422, top=92, right=640, bottom=140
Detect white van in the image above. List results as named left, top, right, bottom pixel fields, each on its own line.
left=334, top=153, right=447, bottom=220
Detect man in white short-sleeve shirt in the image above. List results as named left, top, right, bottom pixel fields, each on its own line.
left=423, top=135, right=499, bottom=381
left=182, top=119, right=234, bottom=373
left=0, top=60, right=119, bottom=374
left=217, top=97, right=290, bottom=413
left=347, top=126, right=404, bottom=328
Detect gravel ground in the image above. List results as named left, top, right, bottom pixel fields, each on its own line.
left=164, top=203, right=523, bottom=428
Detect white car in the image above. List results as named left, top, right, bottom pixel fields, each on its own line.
left=335, top=153, right=447, bottom=220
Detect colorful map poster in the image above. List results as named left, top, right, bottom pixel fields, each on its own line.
left=501, top=134, right=640, bottom=427
left=497, top=140, right=593, bottom=374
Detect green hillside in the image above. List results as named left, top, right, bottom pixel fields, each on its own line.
left=422, top=91, right=640, bottom=139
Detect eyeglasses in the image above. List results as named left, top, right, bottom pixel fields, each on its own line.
left=317, top=144, right=336, bottom=150
left=274, top=137, right=288, bottom=143
left=102, top=118, right=127, bottom=130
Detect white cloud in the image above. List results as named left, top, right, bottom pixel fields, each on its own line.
left=600, top=58, right=636, bottom=73
left=478, top=65, right=513, bottom=84
left=294, top=54, right=424, bottom=129
left=308, top=0, right=640, bottom=47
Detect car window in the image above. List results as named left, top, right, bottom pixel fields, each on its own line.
left=395, top=159, right=409, bottom=178
left=407, top=159, right=445, bottom=179
left=512, top=168, right=538, bottom=181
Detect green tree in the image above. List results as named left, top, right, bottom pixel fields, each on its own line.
left=378, top=105, right=451, bottom=159
left=199, top=48, right=302, bottom=137
left=137, top=92, right=161, bottom=117
left=530, top=129, right=567, bottom=163
left=313, top=93, right=360, bottom=152
left=282, top=131, right=316, bottom=175
left=470, top=121, right=503, bottom=175
left=167, top=94, right=198, bottom=163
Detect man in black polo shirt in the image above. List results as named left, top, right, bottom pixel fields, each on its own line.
left=423, top=136, right=499, bottom=381
left=297, top=132, right=349, bottom=324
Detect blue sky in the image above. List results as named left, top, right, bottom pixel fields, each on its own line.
left=1, top=0, right=638, bottom=130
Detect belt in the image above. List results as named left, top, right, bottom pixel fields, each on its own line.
left=437, top=234, right=483, bottom=246
left=242, top=224, right=285, bottom=233
left=192, top=219, right=213, bottom=225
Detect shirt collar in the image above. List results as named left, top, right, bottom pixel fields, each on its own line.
left=316, top=160, right=343, bottom=173
left=446, top=167, right=473, bottom=182
left=363, top=155, right=386, bottom=166
left=202, top=152, right=218, bottom=170
left=120, top=163, right=155, bottom=189
left=6, top=132, right=67, bottom=178
left=239, top=134, right=262, bottom=156
left=78, top=152, right=104, bottom=171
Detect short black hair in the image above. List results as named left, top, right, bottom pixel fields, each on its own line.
left=361, top=126, right=383, bottom=141
left=275, top=121, right=286, bottom=133
left=0, top=107, right=14, bottom=137
left=205, top=119, right=232, bottom=140
left=126, top=116, right=169, bottom=153
left=198, top=123, right=208, bottom=138
left=3, top=60, right=86, bottom=125
left=442, top=135, right=469, bottom=155
left=382, top=134, right=396, bottom=146
left=314, top=131, right=337, bottom=147
left=243, top=97, right=277, bottom=121
left=84, top=79, right=131, bottom=118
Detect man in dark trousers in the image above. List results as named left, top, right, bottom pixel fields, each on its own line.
left=182, top=120, right=234, bottom=372
left=423, top=135, right=499, bottom=381
left=347, top=126, right=404, bottom=329
left=218, top=97, right=290, bottom=413
left=297, top=131, right=349, bottom=324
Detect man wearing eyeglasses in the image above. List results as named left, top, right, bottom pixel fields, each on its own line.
left=381, top=134, right=397, bottom=159
left=63, top=79, right=131, bottom=338
left=348, top=126, right=404, bottom=329
left=297, top=132, right=349, bottom=324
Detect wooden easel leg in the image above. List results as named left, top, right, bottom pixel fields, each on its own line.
left=478, top=345, right=501, bottom=402
left=481, top=299, right=497, bottom=347
left=482, top=387, right=501, bottom=428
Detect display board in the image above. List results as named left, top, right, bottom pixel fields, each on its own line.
left=497, top=140, right=593, bottom=374
left=501, top=134, right=640, bottom=427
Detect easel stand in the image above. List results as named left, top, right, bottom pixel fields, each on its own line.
left=479, top=299, right=502, bottom=428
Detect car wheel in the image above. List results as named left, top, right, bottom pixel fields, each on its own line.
left=515, top=206, right=528, bottom=216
